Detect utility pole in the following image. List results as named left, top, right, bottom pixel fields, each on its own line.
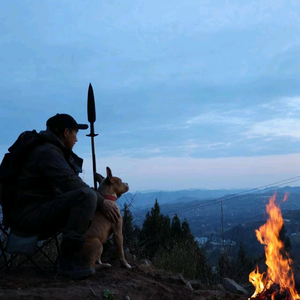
left=221, top=201, right=224, bottom=244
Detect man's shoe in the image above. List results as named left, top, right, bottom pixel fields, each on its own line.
left=59, top=257, right=95, bottom=279
left=59, top=238, right=95, bottom=279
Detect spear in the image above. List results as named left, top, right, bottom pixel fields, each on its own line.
left=87, top=83, right=98, bottom=191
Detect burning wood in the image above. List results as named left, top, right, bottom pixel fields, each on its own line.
left=248, top=193, right=300, bottom=300
left=251, top=283, right=293, bottom=299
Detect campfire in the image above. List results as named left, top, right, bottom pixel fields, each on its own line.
left=249, top=192, right=300, bottom=300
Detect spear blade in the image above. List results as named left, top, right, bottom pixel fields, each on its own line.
left=86, top=83, right=98, bottom=191
left=87, top=83, right=96, bottom=123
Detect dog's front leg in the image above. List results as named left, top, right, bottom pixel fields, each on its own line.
left=94, top=242, right=112, bottom=269
left=113, top=220, right=131, bottom=269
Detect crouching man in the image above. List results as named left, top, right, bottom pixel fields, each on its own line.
left=10, top=113, right=120, bottom=279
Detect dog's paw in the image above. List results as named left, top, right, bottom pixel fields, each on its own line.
left=95, top=260, right=112, bottom=268
left=122, top=262, right=132, bottom=269
left=94, top=263, right=112, bottom=270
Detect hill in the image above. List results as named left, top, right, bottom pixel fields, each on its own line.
left=223, top=209, right=300, bottom=259
left=129, top=186, right=300, bottom=234
left=0, top=253, right=250, bottom=300
left=119, top=188, right=246, bottom=208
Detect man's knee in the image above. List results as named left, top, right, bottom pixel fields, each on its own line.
left=79, top=188, right=97, bottom=216
left=65, top=188, right=97, bottom=235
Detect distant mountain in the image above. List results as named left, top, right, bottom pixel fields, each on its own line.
left=224, top=209, right=300, bottom=259
left=117, top=186, right=300, bottom=264
left=121, top=186, right=300, bottom=240
left=274, top=186, right=300, bottom=194
left=119, top=188, right=247, bottom=208
left=119, top=185, right=300, bottom=209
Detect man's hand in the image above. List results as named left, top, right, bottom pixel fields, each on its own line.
left=100, top=199, right=121, bottom=223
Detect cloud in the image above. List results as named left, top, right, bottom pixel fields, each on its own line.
left=284, top=97, right=300, bottom=114
left=244, top=118, right=300, bottom=139
left=244, top=97, right=300, bottom=139
left=80, top=140, right=231, bottom=159
left=183, top=97, right=300, bottom=143
left=186, top=112, right=249, bottom=126
left=258, top=97, right=300, bottom=115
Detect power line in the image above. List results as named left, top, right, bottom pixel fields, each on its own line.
left=164, top=175, right=300, bottom=216
left=127, top=175, right=300, bottom=225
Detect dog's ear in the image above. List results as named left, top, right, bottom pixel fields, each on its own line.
left=95, top=172, right=105, bottom=183
left=106, top=166, right=112, bottom=178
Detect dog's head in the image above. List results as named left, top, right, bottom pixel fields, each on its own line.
left=95, top=167, right=129, bottom=199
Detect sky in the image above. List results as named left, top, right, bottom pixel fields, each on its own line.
left=1, top=0, right=300, bottom=192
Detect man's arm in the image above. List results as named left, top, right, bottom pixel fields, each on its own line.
left=38, top=147, right=120, bottom=221
left=38, top=147, right=104, bottom=204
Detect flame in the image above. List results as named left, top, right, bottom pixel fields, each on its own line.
left=249, top=266, right=267, bottom=297
left=249, top=192, right=300, bottom=299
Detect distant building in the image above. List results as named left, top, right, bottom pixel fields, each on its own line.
left=195, top=237, right=208, bottom=245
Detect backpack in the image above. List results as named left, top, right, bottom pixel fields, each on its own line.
left=0, top=130, right=44, bottom=227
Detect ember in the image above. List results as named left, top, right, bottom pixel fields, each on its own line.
left=251, top=283, right=294, bottom=300
left=249, top=192, right=300, bottom=300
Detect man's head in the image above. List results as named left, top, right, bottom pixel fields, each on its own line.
left=46, top=113, right=88, bottom=150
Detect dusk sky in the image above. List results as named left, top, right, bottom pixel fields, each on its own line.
left=1, top=0, right=300, bottom=192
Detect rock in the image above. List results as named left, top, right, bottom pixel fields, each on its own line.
left=187, top=280, right=204, bottom=290
left=222, top=278, right=249, bottom=295
left=186, top=281, right=193, bottom=291
left=137, top=260, right=156, bottom=276
left=169, top=274, right=187, bottom=286
left=210, top=284, right=225, bottom=291
left=141, top=259, right=152, bottom=266
left=169, top=274, right=193, bottom=291
left=125, top=251, right=136, bottom=262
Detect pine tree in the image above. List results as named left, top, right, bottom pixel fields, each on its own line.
left=138, top=203, right=212, bottom=284
left=237, top=242, right=247, bottom=266
left=234, top=242, right=254, bottom=282
left=171, top=214, right=182, bottom=238
left=122, top=203, right=134, bottom=249
left=218, top=252, right=230, bottom=280
left=181, top=218, right=194, bottom=242
left=181, top=218, right=191, bottom=236
left=138, top=199, right=169, bottom=258
left=161, top=214, right=172, bottom=249
left=151, top=199, right=161, bottom=218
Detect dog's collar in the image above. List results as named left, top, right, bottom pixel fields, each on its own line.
left=103, top=195, right=118, bottom=201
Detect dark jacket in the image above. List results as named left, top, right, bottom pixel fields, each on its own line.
left=16, top=130, right=104, bottom=208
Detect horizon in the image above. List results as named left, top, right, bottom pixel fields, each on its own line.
left=126, top=184, right=300, bottom=194
left=1, top=1, right=300, bottom=191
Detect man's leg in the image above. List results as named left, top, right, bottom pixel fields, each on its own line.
left=12, top=187, right=98, bottom=278
left=13, top=187, right=97, bottom=239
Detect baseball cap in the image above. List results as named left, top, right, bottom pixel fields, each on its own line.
left=46, top=113, right=88, bottom=131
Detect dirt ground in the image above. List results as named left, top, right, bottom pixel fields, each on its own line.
left=0, top=254, right=252, bottom=300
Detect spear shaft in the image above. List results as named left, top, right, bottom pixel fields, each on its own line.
left=86, top=83, right=98, bottom=190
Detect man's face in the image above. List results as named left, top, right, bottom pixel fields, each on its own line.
left=63, top=128, right=78, bottom=150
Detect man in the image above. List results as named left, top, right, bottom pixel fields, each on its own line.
left=11, top=113, right=121, bottom=279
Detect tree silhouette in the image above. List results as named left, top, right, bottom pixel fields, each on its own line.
left=171, top=213, right=182, bottom=238
left=182, top=218, right=191, bottom=236
left=138, top=199, right=171, bottom=258
left=122, top=203, right=134, bottom=249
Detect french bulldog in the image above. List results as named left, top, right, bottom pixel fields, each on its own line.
left=83, top=167, right=131, bottom=269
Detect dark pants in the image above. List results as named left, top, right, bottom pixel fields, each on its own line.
left=12, top=188, right=97, bottom=241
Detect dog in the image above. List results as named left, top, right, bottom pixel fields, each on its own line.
left=82, top=167, right=131, bottom=269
